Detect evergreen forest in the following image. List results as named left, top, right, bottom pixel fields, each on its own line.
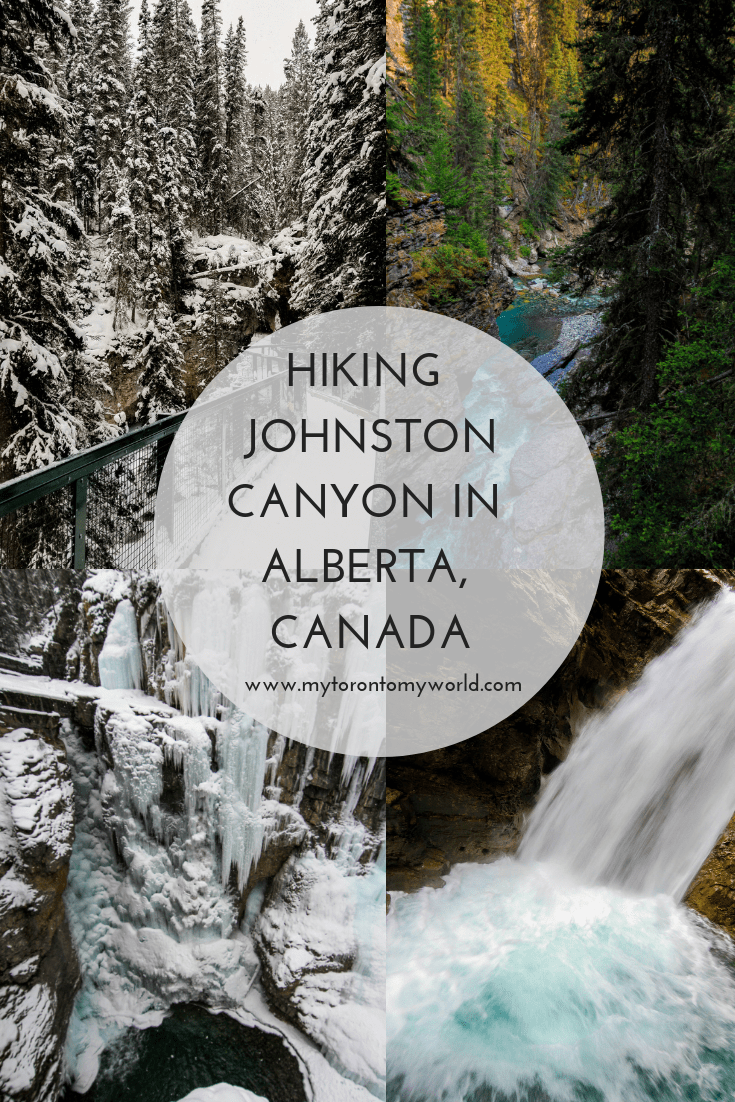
left=1, top=0, right=384, bottom=487
left=388, top=0, right=735, bottom=567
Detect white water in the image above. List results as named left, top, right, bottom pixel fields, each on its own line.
left=388, top=589, right=735, bottom=1102
left=521, top=589, right=735, bottom=899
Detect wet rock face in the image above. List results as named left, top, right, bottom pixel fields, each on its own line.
left=386, top=191, right=515, bottom=336
left=387, top=569, right=735, bottom=892
left=0, top=720, right=80, bottom=1102
left=685, top=813, right=735, bottom=936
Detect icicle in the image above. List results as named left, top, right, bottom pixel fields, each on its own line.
left=216, top=714, right=269, bottom=889
left=293, top=746, right=315, bottom=811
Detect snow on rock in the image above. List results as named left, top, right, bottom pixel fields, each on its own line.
left=255, top=843, right=386, bottom=1099
left=191, top=235, right=273, bottom=274
left=268, top=223, right=306, bottom=264
left=0, top=725, right=79, bottom=1102
left=173, top=1087, right=268, bottom=1102
left=0, top=983, right=58, bottom=1097
left=0, top=728, right=74, bottom=866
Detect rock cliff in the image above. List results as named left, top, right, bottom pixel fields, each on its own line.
left=0, top=707, right=79, bottom=1102
left=386, top=191, right=515, bottom=337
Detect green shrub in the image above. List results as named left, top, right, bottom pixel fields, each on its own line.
left=415, top=243, right=489, bottom=305
left=519, top=244, right=531, bottom=259
left=387, top=171, right=402, bottom=202
left=603, top=253, right=735, bottom=565
left=447, top=219, right=488, bottom=257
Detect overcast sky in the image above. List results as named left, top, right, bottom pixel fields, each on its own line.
left=130, top=0, right=320, bottom=88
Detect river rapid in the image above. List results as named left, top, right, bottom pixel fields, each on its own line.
left=388, top=590, right=735, bottom=1102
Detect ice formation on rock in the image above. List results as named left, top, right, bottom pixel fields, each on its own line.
left=98, top=599, right=143, bottom=690
left=0, top=568, right=384, bottom=1101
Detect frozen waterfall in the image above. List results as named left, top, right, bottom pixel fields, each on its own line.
left=98, top=599, right=143, bottom=690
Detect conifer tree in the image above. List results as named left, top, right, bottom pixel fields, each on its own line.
left=487, top=113, right=508, bottom=259
left=563, top=0, right=735, bottom=409
left=242, top=87, right=269, bottom=240
left=0, top=0, right=85, bottom=480
left=124, top=0, right=185, bottom=418
left=196, top=0, right=226, bottom=233
left=196, top=278, right=232, bottom=386
left=106, top=170, right=139, bottom=327
left=223, top=18, right=248, bottom=233
left=526, top=97, right=568, bottom=230
left=411, top=1, right=442, bottom=153
left=150, top=0, right=198, bottom=308
left=66, top=0, right=98, bottom=231
left=94, top=0, right=133, bottom=229
left=292, top=0, right=385, bottom=313
left=280, top=21, right=313, bottom=224
left=135, top=301, right=185, bottom=422
left=476, top=0, right=514, bottom=108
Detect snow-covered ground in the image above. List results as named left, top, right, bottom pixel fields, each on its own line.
left=174, top=1089, right=267, bottom=1102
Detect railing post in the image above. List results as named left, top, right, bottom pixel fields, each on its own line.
left=73, top=477, right=87, bottom=570
left=156, top=434, right=174, bottom=489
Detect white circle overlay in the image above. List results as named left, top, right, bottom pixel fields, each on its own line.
left=155, top=306, right=604, bottom=757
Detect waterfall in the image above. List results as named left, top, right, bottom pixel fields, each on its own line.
left=387, top=588, right=735, bottom=1102
left=520, top=589, right=735, bottom=899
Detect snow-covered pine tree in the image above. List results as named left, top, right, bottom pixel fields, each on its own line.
left=106, top=169, right=139, bottom=327
left=280, top=20, right=312, bottom=224
left=66, top=0, right=98, bottom=230
left=126, top=0, right=169, bottom=299
left=126, top=0, right=185, bottom=420
left=151, top=0, right=199, bottom=307
left=258, top=88, right=283, bottom=238
left=93, top=0, right=133, bottom=230
left=134, top=299, right=185, bottom=422
left=196, top=0, right=227, bottom=233
left=195, top=277, right=234, bottom=388
left=0, top=0, right=85, bottom=482
left=223, top=17, right=248, bottom=234
left=291, top=0, right=385, bottom=313
left=243, top=85, right=281, bottom=242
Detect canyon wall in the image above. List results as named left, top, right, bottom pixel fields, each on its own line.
left=0, top=571, right=385, bottom=1100
left=387, top=191, right=515, bottom=337
left=0, top=703, right=79, bottom=1102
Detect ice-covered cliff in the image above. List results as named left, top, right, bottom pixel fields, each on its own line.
left=0, top=571, right=386, bottom=1102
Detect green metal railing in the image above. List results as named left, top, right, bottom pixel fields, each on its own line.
left=0, top=351, right=289, bottom=570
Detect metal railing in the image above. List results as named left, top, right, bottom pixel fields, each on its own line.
left=0, top=349, right=289, bottom=570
